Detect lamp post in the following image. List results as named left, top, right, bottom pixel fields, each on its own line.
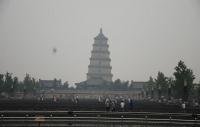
left=145, top=87, right=149, bottom=99
left=183, top=79, right=188, bottom=102
left=158, top=85, right=161, bottom=101
left=151, top=86, right=154, bottom=99
left=168, top=83, right=171, bottom=101
left=11, top=84, right=14, bottom=97
left=23, top=85, right=26, bottom=98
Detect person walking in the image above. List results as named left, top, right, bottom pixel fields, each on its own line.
left=105, top=98, right=110, bottom=112
left=182, top=102, right=186, bottom=112
left=98, top=96, right=102, bottom=103
left=111, top=100, right=116, bottom=112
left=128, top=98, right=133, bottom=111
left=120, top=100, right=125, bottom=112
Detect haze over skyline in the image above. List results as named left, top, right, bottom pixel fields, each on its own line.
left=0, top=0, right=200, bottom=85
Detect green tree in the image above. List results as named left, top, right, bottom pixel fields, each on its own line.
left=4, top=72, right=13, bottom=94
left=0, top=74, right=4, bottom=93
left=147, top=76, right=155, bottom=98
left=113, top=79, right=122, bottom=90
left=166, top=77, right=175, bottom=100
left=121, top=80, right=129, bottom=90
left=197, top=83, right=200, bottom=102
left=17, top=81, right=25, bottom=92
left=32, top=78, right=37, bottom=95
left=173, top=60, right=195, bottom=101
left=112, top=79, right=129, bottom=90
left=11, top=76, right=18, bottom=96
left=23, top=74, right=34, bottom=94
left=114, top=79, right=121, bottom=85
left=155, top=71, right=167, bottom=99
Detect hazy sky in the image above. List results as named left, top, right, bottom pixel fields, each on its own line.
left=0, top=0, right=200, bottom=85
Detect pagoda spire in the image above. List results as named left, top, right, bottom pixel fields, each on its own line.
left=94, top=28, right=108, bottom=40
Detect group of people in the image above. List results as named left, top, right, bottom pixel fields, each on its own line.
left=38, top=95, right=135, bottom=112
left=105, top=98, right=117, bottom=112
left=103, top=97, right=134, bottom=112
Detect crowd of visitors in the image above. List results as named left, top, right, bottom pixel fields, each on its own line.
left=103, top=96, right=134, bottom=112
left=34, top=94, right=200, bottom=113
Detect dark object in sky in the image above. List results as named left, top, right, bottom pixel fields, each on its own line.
left=52, top=47, right=57, bottom=54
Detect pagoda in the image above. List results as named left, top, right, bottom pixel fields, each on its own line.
left=86, top=28, right=113, bottom=85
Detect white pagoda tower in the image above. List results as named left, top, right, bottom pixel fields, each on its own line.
left=86, top=28, right=113, bottom=85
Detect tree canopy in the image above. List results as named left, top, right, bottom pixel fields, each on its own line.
left=173, top=60, right=195, bottom=100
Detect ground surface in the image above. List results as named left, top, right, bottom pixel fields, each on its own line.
left=0, top=99, right=199, bottom=127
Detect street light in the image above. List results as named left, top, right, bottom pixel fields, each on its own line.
left=183, top=79, right=188, bottom=102
left=168, top=83, right=171, bottom=101
left=10, top=83, right=14, bottom=97
left=158, top=85, right=161, bottom=100
left=151, top=86, right=154, bottom=99
left=23, top=85, right=26, bottom=98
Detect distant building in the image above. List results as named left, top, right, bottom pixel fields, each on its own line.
left=86, top=28, right=113, bottom=85
left=39, top=79, right=62, bottom=89
left=130, top=81, right=148, bottom=91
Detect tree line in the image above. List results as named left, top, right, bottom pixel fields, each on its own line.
left=0, top=73, right=39, bottom=97
left=145, top=60, right=199, bottom=102
left=1, top=60, right=199, bottom=101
